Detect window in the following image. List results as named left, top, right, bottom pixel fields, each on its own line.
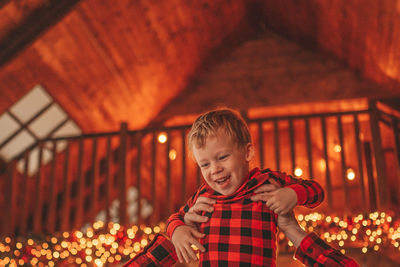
left=0, top=85, right=81, bottom=175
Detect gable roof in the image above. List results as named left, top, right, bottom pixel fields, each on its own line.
left=0, top=0, right=399, bottom=133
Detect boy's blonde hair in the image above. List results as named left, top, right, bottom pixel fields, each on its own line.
left=187, top=108, right=252, bottom=151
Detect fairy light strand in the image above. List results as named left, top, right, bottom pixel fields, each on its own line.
left=1, top=211, right=399, bottom=266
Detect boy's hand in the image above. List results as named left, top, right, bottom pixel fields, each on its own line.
left=250, top=180, right=297, bottom=215
left=184, top=196, right=216, bottom=227
left=171, top=225, right=206, bottom=263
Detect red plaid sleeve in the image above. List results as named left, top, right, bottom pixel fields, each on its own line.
left=295, top=233, right=359, bottom=267
left=266, top=170, right=324, bottom=208
left=166, top=185, right=206, bottom=238
left=122, top=234, right=177, bottom=267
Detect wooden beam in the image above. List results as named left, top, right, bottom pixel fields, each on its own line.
left=0, top=0, right=12, bottom=9
left=0, top=0, right=81, bottom=68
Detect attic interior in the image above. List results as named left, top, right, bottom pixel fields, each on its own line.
left=0, top=0, right=400, bottom=266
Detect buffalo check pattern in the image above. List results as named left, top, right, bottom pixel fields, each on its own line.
left=122, top=233, right=359, bottom=267
left=122, top=234, right=177, bottom=267
left=295, top=233, right=360, bottom=267
left=167, top=168, right=325, bottom=266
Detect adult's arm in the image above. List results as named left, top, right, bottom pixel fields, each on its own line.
left=278, top=212, right=359, bottom=267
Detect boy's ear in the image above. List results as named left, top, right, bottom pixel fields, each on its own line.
left=245, top=143, right=255, bottom=162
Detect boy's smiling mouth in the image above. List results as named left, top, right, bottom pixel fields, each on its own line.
left=215, top=175, right=231, bottom=185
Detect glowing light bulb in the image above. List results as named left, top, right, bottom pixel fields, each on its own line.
left=158, top=133, right=167, bottom=144
left=346, top=168, right=355, bottom=180
left=334, top=144, right=342, bottom=153
left=318, top=159, right=326, bottom=171
left=169, top=149, right=177, bottom=160
left=294, top=167, right=303, bottom=177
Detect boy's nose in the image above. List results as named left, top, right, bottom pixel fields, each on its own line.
left=211, top=163, right=223, bottom=175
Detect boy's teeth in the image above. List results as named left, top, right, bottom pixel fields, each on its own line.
left=216, top=176, right=229, bottom=184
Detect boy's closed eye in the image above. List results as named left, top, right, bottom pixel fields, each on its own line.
left=200, top=162, right=210, bottom=168
left=218, top=154, right=229, bottom=160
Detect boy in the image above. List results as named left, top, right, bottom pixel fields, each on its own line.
left=167, top=108, right=324, bottom=266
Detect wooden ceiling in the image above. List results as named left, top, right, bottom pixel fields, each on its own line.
left=0, top=0, right=399, bottom=133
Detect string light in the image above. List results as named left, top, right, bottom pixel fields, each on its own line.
left=169, top=149, right=177, bottom=160
left=318, top=159, right=326, bottom=172
left=1, top=211, right=399, bottom=266
left=346, top=168, right=356, bottom=180
left=157, top=132, right=167, bottom=144
left=334, top=144, right=342, bottom=153
left=294, top=167, right=303, bottom=177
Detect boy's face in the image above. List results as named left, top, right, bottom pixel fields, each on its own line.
left=192, top=129, right=254, bottom=196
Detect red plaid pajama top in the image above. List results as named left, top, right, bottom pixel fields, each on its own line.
left=123, top=233, right=359, bottom=267
left=167, top=168, right=324, bottom=266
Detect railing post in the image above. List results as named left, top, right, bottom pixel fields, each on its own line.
left=166, top=131, right=171, bottom=216
left=273, top=120, right=280, bottom=170
left=258, top=122, right=264, bottom=169
left=353, top=114, right=367, bottom=212
left=289, top=119, right=296, bottom=174
left=136, top=134, right=142, bottom=225
left=337, top=115, right=350, bottom=214
left=390, top=117, right=400, bottom=212
left=75, top=138, right=84, bottom=229
left=4, top=160, right=17, bottom=237
left=368, top=100, right=388, bottom=209
left=33, top=142, right=44, bottom=234
left=20, top=151, right=30, bottom=235
left=47, top=141, right=58, bottom=233
left=151, top=132, right=157, bottom=223
left=391, top=117, right=400, bottom=169
left=321, top=116, right=332, bottom=210
left=61, top=141, right=71, bottom=231
left=105, top=137, right=112, bottom=226
left=90, top=138, right=99, bottom=223
left=181, top=130, right=187, bottom=204
left=305, top=118, right=313, bottom=179
left=364, top=142, right=378, bottom=211
left=118, top=123, right=128, bottom=225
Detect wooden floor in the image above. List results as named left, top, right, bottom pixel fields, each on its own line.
left=174, top=249, right=400, bottom=267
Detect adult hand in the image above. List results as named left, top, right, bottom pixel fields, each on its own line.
left=276, top=211, right=306, bottom=248
left=276, top=210, right=299, bottom=232
left=184, top=196, right=216, bottom=227
left=250, top=179, right=297, bottom=215
left=171, top=225, right=206, bottom=263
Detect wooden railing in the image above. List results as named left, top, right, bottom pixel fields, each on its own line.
left=1, top=100, right=399, bottom=237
